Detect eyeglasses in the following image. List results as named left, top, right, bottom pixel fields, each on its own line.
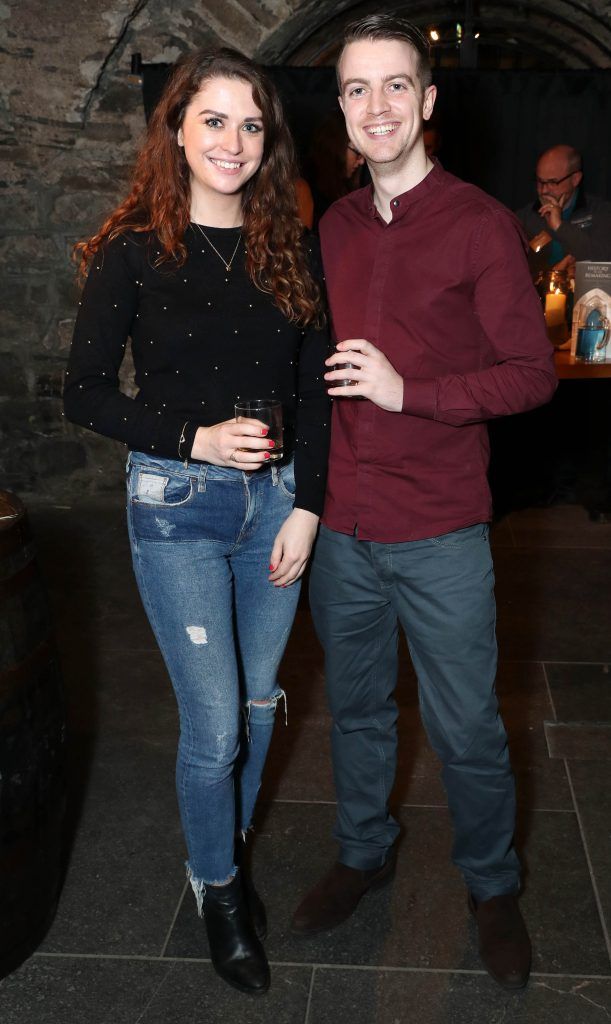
left=535, top=172, right=575, bottom=187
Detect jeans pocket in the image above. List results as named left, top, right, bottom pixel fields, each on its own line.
left=277, top=462, right=296, bottom=500
left=131, top=469, right=194, bottom=507
left=429, top=523, right=489, bottom=548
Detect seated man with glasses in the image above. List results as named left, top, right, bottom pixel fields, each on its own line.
left=517, top=144, right=611, bottom=266
left=516, top=146, right=611, bottom=513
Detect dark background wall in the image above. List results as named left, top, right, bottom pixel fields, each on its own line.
left=1, top=0, right=610, bottom=498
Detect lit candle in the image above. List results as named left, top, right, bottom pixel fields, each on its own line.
left=544, top=287, right=566, bottom=328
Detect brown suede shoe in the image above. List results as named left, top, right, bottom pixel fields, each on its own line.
left=291, top=854, right=396, bottom=934
left=468, top=892, right=531, bottom=990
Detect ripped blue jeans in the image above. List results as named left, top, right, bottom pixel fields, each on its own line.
left=126, top=451, right=300, bottom=908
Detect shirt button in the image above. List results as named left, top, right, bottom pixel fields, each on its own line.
left=392, top=199, right=400, bottom=207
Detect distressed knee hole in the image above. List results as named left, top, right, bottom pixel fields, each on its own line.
left=186, top=625, right=208, bottom=645
left=242, top=688, right=287, bottom=739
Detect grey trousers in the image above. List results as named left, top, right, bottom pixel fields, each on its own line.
left=309, top=523, right=521, bottom=901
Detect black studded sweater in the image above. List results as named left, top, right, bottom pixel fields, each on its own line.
left=64, top=226, right=331, bottom=515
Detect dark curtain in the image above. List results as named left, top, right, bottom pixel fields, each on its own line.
left=432, top=69, right=611, bottom=209
left=141, top=63, right=611, bottom=210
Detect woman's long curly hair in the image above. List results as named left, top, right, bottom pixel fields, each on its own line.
left=75, top=48, right=322, bottom=325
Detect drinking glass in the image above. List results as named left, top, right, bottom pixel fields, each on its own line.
left=235, top=399, right=283, bottom=461
left=331, top=342, right=358, bottom=387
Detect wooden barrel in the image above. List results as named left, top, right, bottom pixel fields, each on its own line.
left=0, top=490, right=66, bottom=979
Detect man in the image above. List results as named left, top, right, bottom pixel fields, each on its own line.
left=518, top=145, right=611, bottom=508
left=517, top=144, right=611, bottom=265
left=291, top=15, right=557, bottom=991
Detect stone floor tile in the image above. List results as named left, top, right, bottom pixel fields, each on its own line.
left=59, top=645, right=176, bottom=736
left=307, top=968, right=611, bottom=1024
left=51, top=588, right=156, bottom=655
left=494, top=548, right=611, bottom=662
left=138, top=962, right=312, bottom=1023
left=0, top=956, right=171, bottom=1024
left=567, top=761, right=611, bottom=937
left=518, top=808, right=609, bottom=976
left=545, top=664, right=611, bottom=724
left=39, top=733, right=185, bottom=957
left=545, top=723, right=611, bottom=761
left=29, top=499, right=155, bottom=654
left=262, top=713, right=335, bottom=804
left=165, top=801, right=608, bottom=975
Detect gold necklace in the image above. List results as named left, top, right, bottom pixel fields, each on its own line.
left=193, top=222, right=243, bottom=272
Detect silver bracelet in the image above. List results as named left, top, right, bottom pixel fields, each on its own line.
left=178, top=421, right=190, bottom=465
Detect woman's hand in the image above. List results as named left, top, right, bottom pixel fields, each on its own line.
left=191, top=418, right=276, bottom=468
left=268, top=508, right=320, bottom=587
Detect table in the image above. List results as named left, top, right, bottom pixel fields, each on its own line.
left=554, top=350, right=611, bottom=380
left=490, top=349, right=611, bottom=514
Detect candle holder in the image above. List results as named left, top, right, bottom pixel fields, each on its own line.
left=535, top=268, right=572, bottom=348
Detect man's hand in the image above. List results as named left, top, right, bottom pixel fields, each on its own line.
left=551, top=253, right=576, bottom=278
left=268, top=508, right=319, bottom=587
left=538, top=194, right=566, bottom=232
left=325, top=339, right=404, bottom=412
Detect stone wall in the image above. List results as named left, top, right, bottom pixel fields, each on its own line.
left=1, top=0, right=610, bottom=498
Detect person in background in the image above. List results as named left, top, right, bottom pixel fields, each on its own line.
left=517, top=144, right=611, bottom=509
left=295, top=175, right=315, bottom=228
left=517, top=144, right=611, bottom=266
left=307, top=110, right=366, bottom=226
left=64, top=47, right=330, bottom=997
left=423, top=123, right=442, bottom=160
left=290, top=14, right=557, bottom=993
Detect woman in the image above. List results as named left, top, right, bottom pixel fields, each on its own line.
left=64, top=48, right=330, bottom=996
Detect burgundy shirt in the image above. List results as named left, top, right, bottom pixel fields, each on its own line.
left=319, top=162, right=557, bottom=543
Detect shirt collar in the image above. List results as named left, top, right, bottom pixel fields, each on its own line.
left=365, top=159, right=445, bottom=223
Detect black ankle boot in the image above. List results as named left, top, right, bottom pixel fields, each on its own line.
left=202, top=870, right=270, bottom=995
left=234, top=839, right=267, bottom=941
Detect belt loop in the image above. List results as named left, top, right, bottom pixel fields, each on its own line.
left=271, top=465, right=279, bottom=487
left=197, top=464, right=208, bottom=493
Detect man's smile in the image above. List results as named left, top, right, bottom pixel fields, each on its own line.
left=364, top=122, right=400, bottom=136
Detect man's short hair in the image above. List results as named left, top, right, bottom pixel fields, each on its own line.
left=337, top=14, right=433, bottom=92
left=536, top=144, right=583, bottom=176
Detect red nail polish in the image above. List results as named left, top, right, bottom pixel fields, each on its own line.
left=269, top=564, right=276, bottom=571
left=261, top=428, right=269, bottom=435
left=264, top=452, right=270, bottom=460
left=268, top=440, right=275, bottom=448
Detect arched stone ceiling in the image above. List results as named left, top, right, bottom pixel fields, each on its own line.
left=256, top=0, right=611, bottom=69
